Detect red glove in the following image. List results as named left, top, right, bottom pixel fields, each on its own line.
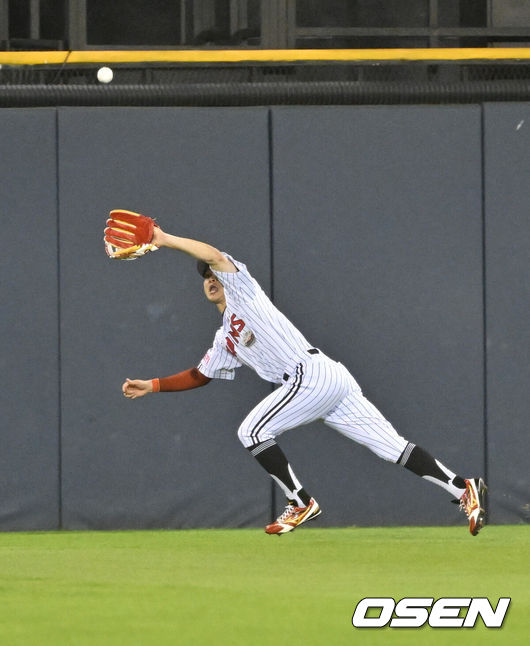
left=104, top=209, right=159, bottom=260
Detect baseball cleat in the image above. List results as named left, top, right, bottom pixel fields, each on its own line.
left=265, top=497, right=322, bottom=535
left=459, top=477, right=487, bottom=536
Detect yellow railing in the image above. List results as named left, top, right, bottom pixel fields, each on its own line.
left=1, top=48, right=530, bottom=66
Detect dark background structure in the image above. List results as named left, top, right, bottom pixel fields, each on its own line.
left=1, top=103, right=528, bottom=531
left=2, top=1, right=530, bottom=50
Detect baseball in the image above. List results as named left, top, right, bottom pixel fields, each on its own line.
left=97, top=66, right=113, bottom=83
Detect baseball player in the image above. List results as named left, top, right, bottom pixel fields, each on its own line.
left=116, top=220, right=487, bottom=536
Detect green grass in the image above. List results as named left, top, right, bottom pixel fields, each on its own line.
left=0, top=526, right=527, bottom=645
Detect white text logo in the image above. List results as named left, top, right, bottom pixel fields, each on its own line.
left=352, top=597, right=510, bottom=628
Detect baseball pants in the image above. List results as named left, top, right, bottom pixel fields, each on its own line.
left=237, top=352, right=408, bottom=462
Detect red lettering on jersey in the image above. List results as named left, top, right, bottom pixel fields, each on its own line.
left=230, top=315, right=245, bottom=333
left=226, top=337, right=236, bottom=355
left=225, top=314, right=246, bottom=355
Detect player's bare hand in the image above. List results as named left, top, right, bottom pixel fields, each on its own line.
left=122, top=378, right=152, bottom=399
left=151, top=225, right=165, bottom=247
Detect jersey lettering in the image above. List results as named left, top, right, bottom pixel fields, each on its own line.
left=226, top=337, right=236, bottom=355
left=231, top=315, right=245, bottom=333
left=226, top=314, right=246, bottom=355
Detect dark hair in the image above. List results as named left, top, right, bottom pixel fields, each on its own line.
left=197, top=260, right=210, bottom=277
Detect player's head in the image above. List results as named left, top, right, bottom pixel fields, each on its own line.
left=198, top=260, right=225, bottom=308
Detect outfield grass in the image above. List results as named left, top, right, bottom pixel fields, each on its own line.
left=0, top=526, right=527, bottom=645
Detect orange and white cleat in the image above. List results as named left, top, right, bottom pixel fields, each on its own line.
left=459, top=478, right=487, bottom=536
left=265, top=498, right=322, bottom=535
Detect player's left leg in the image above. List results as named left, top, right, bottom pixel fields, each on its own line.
left=398, top=443, right=487, bottom=534
left=324, top=385, right=487, bottom=535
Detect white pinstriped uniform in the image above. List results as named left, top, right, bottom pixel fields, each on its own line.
left=197, top=255, right=408, bottom=462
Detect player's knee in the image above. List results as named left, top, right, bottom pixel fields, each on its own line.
left=237, top=423, right=253, bottom=448
left=374, top=436, right=409, bottom=463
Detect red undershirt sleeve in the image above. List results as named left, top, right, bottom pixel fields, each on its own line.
left=151, top=368, right=211, bottom=392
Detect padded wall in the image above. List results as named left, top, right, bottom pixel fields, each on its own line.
left=57, top=107, right=271, bottom=528
left=1, top=104, right=528, bottom=531
left=0, top=109, right=60, bottom=529
left=483, top=103, right=530, bottom=524
left=271, top=106, right=485, bottom=526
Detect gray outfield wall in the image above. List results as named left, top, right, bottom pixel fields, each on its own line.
left=0, top=104, right=528, bottom=530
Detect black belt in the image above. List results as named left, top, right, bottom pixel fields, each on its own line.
left=282, top=349, right=319, bottom=381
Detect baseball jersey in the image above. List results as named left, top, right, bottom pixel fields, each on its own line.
left=197, top=255, right=314, bottom=384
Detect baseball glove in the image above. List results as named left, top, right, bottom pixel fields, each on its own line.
left=104, top=209, right=159, bottom=260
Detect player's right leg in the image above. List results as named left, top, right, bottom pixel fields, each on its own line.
left=264, top=497, right=322, bottom=535
left=237, top=356, right=349, bottom=534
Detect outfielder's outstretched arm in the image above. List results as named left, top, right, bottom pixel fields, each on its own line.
left=152, top=227, right=237, bottom=273
left=122, top=368, right=211, bottom=399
